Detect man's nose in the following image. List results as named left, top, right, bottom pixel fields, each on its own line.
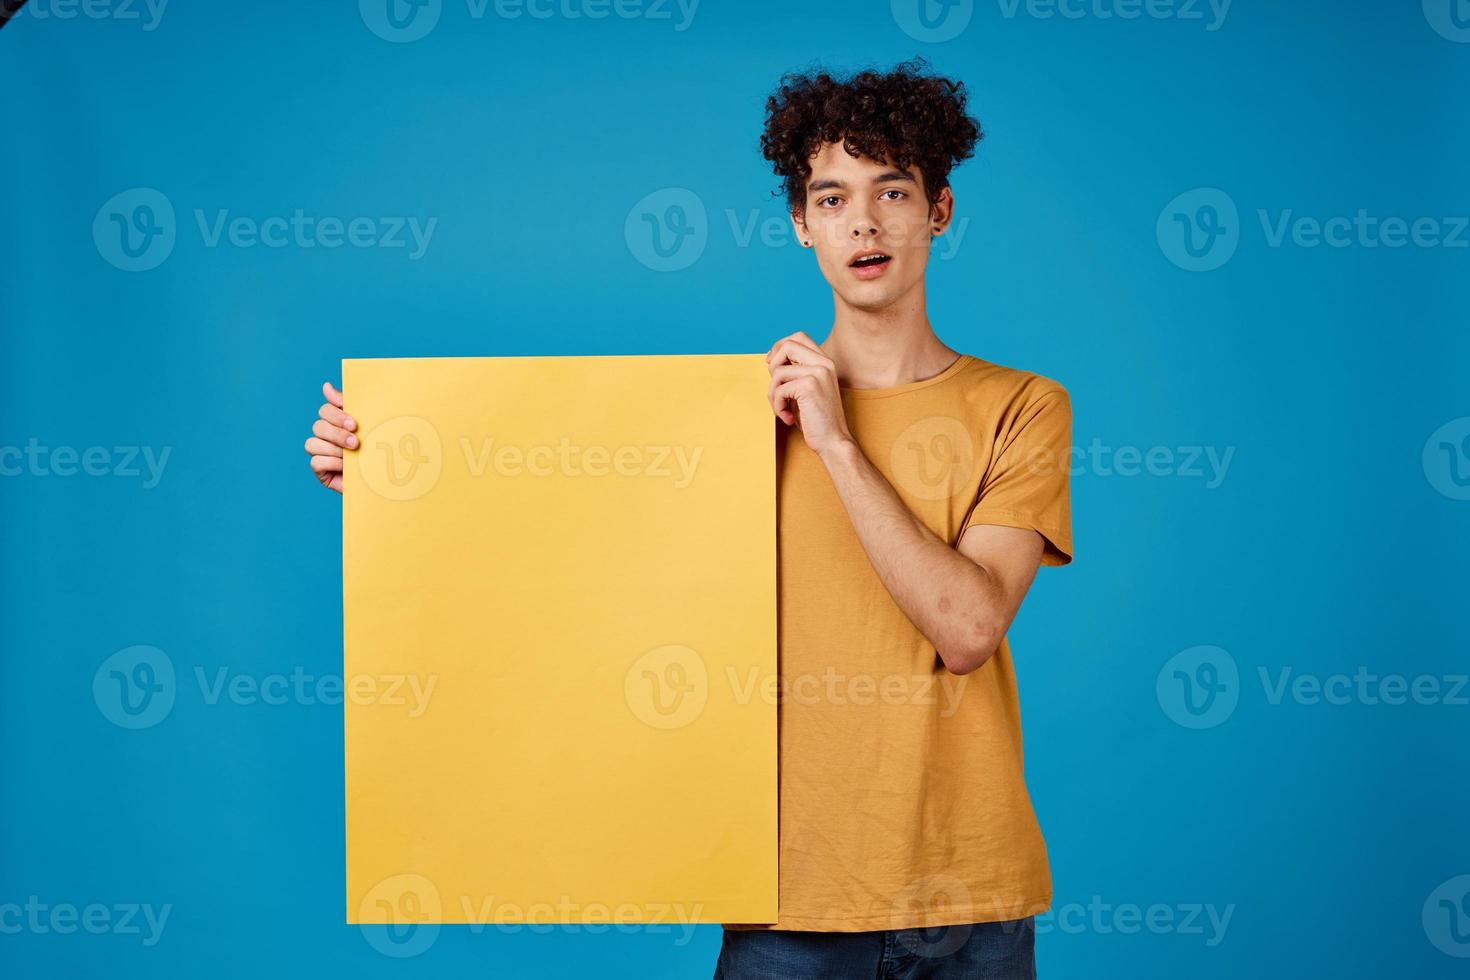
left=849, top=219, right=878, bottom=239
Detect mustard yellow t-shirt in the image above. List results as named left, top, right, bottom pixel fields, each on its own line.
left=727, top=353, right=1073, bottom=933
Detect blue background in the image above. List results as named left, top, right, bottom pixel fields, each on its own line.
left=2, top=0, right=1467, bottom=976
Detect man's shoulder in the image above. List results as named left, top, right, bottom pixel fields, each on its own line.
left=956, top=355, right=1069, bottom=410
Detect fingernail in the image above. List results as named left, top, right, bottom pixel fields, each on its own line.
left=345, top=417, right=356, bottom=430
left=347, top=435, right=358, bottom=449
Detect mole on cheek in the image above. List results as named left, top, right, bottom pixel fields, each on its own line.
left=938, top=596, right=952, bottom=614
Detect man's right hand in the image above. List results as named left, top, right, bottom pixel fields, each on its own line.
left=304, top=381, right=357, bottom=494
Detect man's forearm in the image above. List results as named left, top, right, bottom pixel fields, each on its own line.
left=819, top=438, right=1010, bottom=674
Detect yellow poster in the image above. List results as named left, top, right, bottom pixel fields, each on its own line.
left=342, top=354, right=778, bottom=926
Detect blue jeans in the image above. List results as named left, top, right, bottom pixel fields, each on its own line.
left=713, top=917, right=1036, bottom=979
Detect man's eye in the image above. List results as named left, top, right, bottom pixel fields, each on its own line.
left=819, top=196, right=842, bottom=208
left=880, top=190, right=905, bottom=201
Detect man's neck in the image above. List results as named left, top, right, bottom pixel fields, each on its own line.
left=822, top=286, right=959, bottom=390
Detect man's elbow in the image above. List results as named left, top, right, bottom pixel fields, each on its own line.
left=937, top=619, right=1005, bottom=675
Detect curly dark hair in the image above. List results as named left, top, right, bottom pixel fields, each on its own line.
left=760, top=59, right=982, bottom=216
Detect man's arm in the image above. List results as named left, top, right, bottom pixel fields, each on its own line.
left=819, top=440, right=1043, bottom=674
left=767, top=332, right=1046, bottom=675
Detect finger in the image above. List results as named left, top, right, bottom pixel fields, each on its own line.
left=313, top=418, right=359, bottom=450
left=767, top=363, right=819, bottom=385
left=789, top=331, right=823, bottom=352
left=772, top=379, right=812, bottom=425
left=766, top=332, right=823, bottom=364
left=768, top=339, right=831, bottom=370
left=766, top=376, right=796, bottom=425
left=785, top=332, right=824, bottom=354
left=304, top=436, right=343, bottom=458
left=770, top=384, right=793, bottom=423
left=323, top=381, right=344, bottom=410
left=774, top=378, right=817, bottom=401
left=767, top=364, right=818, bottom=407
left=310, top=454, right=344, bottom=474
left=770, top=394, right=795, bottom=426
left=783, top=336, right=828, bottom=363
left=767, top=333, right=817, bottom=361
left=770, top=329, right=822, bottom=351
left=318, top=402, right=357, bottom=433
left=325, top=473, right=343, bottom=494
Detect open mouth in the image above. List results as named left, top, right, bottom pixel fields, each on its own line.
left=848, top=252, right=892, bottom=269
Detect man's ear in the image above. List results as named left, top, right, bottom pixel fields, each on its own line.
left=929, top=186, right=955, bottom=237
left=790, top=208, right=811, bottom=248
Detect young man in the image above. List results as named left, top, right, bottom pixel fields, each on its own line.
left=305, top=60, right=1070, bottom=979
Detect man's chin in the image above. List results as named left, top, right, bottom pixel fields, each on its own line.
left=834, top=281, right=907, bottom=313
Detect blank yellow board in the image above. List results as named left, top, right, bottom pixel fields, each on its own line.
left=342, top=354, right=777, bottom=926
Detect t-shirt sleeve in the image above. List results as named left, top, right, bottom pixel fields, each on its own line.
left=961, top=387, right=1073, bottom=566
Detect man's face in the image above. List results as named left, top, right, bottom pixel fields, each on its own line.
left=792, top=140, right=953, bottom=313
